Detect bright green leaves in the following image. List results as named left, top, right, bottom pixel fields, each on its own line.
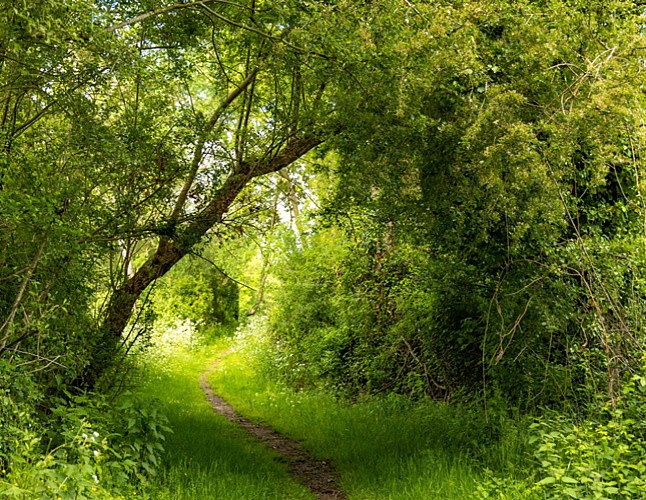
left=530, top=373, right=646, bottom=498
left=281, top=0, right=646, bottom=407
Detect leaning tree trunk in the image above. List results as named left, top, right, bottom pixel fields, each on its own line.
left=80, top=136, right=322, bottom=388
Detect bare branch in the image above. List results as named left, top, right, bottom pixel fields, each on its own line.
left=107, top=1, right=250, bottom=32
left=188, top=250, right=258, bottom=291
left=0, top=241, right=46, bottom=350
left=107, top=0, right=333, bottom=60
left=108, top=0, right=274, bottom=38
left=196, top=2, right=292, bottom=47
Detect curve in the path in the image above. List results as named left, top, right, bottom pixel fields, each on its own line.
left=200, top=360, right=347, bottom=500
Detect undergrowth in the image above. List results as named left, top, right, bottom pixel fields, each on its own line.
left=0, top=360, right=169, bottom=499
left=208, top=318, right=646, bottom=499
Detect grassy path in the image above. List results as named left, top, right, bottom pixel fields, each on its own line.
left=137, top=338, right=531, bottom=499
left=136, top=344, right=314, bottom=499
left=206, top=342, right=531, bottom=499
left=200, top=355, right=346, bottom=499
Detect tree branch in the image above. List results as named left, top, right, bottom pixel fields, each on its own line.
left=191, top=135, right=322, bottom=235
left=108, top=0, right=271, bottom=36
left=188, top=250, right=258, bottom=291
left=0, top=241, right=46, bottom=350
left=170, top=67, right=259, bottom=221
left=107, top=1, right=318, bottom=57
left=106, top=1, right=252, bottom=32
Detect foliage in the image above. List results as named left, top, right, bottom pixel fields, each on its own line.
left=1, top=358, right=168, bottom=498
left=0, top=0, right=146, bottom=387
left=2, top=0, right=368, bottom=386
left=141, top=318, right=204, bottom=367
left=149, top=255, right=240, bottom=334
left=3, top=0, right=646, bottom=494
left=262, top=0, right=646, bottom=410
left=0, top=388, right=170, bottom=499
left=528, top=373, right=646, bottom=499
left=477, top=364, right=646, bottom=499
left=0, top=361, right=41, bottom=476
left=1, top=0, right=353, bottom=480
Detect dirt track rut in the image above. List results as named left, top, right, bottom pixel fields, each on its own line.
left=200, top=359, right=347, bottom=500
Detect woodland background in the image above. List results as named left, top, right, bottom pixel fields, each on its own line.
left=3, top=0, right=646, bottom=498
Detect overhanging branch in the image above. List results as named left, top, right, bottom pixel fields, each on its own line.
left=107, top=0, right=254, bottom=32
left=189, top=135, right=322, bottom=235
left=170, top=67, right=260, bottom=221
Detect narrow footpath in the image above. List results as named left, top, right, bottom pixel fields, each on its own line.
left=200, top=358, right=347, bottom=500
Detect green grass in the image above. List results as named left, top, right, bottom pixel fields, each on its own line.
left=207, top=342, right=535, bottom=499
left=135, top=341, right=314, bottom=500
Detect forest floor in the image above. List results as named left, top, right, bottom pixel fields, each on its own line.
left=138, top=333, right=534, bottom=499
left=200, top=354, right=346, bottom=500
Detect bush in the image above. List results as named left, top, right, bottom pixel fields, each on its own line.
left=529, top=374, right=646, bottom=499
left=0, top=389, right=171, bottom=499
left=479, top=369, right=646, bottom=499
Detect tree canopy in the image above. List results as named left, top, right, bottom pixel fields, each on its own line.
left=3, top=1, right=646, bottom=493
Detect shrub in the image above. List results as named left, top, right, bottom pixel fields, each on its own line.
left=528, top=371, right=646, bottom=499
left=0, top=390, right=171, bottom=499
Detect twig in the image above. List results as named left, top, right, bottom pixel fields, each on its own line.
left=188, top=251, right=258, bottom=291
left=170, top=67, right=260, bottom=221
left=400, top=336, right=445, bottom=391
left=0, top=241, right=46, bottom=350
left=107, top=1, right=246, bottom=32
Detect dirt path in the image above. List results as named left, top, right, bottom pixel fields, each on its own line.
left=200, top=358, right=347, bottom=500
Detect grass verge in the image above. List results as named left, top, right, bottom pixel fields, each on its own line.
left=207, top=338, right=535, bottom=499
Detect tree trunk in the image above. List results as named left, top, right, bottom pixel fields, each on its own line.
left=81, top=136, right=322, bottom=388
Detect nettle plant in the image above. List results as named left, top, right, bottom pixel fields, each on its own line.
left=0, top=392, right=170, bottom=499
left=529, top=372, right=646, bottom=499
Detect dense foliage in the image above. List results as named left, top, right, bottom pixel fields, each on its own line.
left=3, top=0, right=646, bottom=497
left=0, top=0, right=349, bottom=493
left=267, top=0, right=646, bottom=410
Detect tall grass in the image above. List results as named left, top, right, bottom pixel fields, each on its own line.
left=208, top=337, right=536, bottom=499
left=135, top=341, right=313, bottom=499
